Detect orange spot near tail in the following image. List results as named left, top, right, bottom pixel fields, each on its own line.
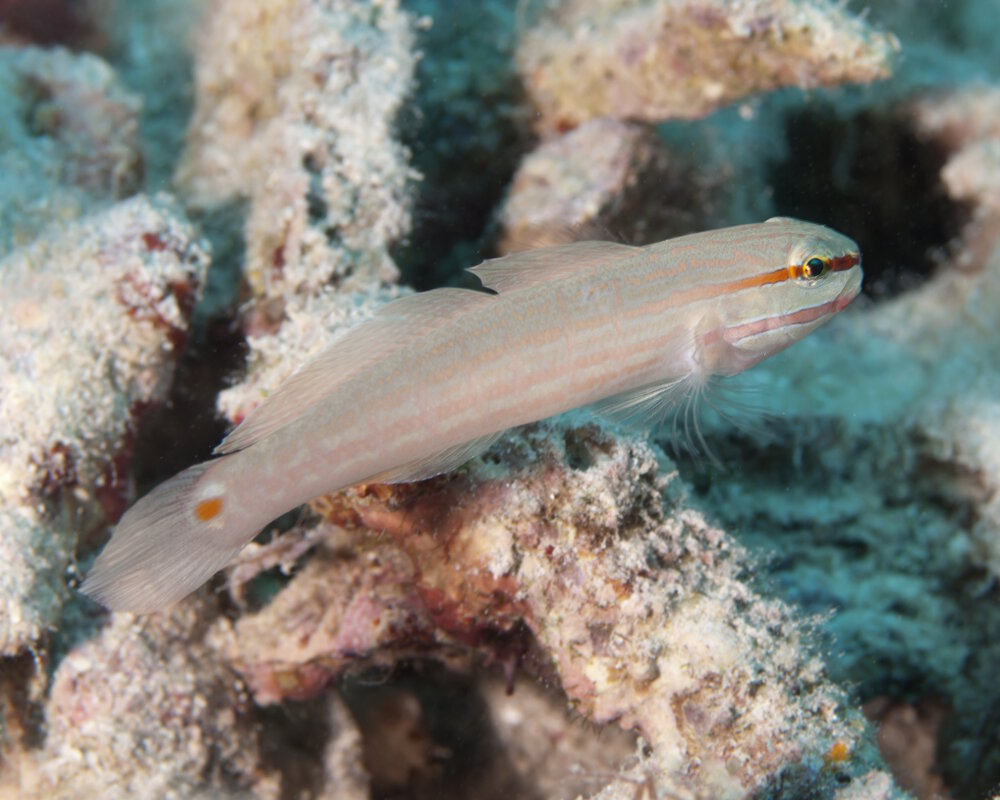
left=195, top=497, right=224, bottom=521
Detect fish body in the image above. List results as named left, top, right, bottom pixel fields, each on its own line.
left=82, top=218, right=862, bottom=611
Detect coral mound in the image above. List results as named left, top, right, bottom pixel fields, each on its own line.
left=0, top=195, right=208, bottom=654
left=519, top=0, right=896, bottom=134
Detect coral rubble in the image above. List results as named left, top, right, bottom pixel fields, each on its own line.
left=910, top=85, right=1000, bottom=215
left=221, top=421, right=894, bottom=797
left=19, top=594, right=369, bottom=800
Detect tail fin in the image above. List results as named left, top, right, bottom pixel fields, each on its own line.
left=81, top=459, right=254, bottom=613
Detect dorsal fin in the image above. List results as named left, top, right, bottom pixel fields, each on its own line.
left=216, top=288, right=495, bottom=454
left=468, top=240, right=638, bottom=293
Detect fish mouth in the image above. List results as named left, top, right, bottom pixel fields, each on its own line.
left=832, top=286, right=859, bottom=313
left=832, top=266, right=864, bottom=312
left=719, top=265, right=864, bottom=347
left=721, top=291, right=856, bottom=345
left=784, top=274, right=863, bottom=327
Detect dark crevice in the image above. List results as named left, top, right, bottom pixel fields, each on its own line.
left=392, top=0, right=531, bottom=291
left=128, top=317, right=247, bottom=495
left=0, top=0, right=94, bottom=47
left=257, top=696, right=338, bottom=800
left=127, top=202, right=250, bottom=495
left=341, top=661, right=542, bottom=800
left=304, top=155, right=329, bottom=226
left=770, top=104, right=971, bottom=300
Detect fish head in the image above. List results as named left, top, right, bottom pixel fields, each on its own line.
left=717, top=218, right=863, bottom=372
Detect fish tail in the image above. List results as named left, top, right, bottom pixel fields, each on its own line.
left=81, top=458, right=255, bottom=612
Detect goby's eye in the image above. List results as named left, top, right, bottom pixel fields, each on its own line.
left=800, top=256, right=830, bottom=280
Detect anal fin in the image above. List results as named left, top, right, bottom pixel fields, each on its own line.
left=366, top=431, right=505, bottom=484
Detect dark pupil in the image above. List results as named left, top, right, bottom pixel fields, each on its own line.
left=805, top=257, right=825, bottom=277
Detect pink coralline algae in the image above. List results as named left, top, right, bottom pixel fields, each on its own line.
left=518, top=0, right=896, bottom=135
left=12, top=597, right=371, bottom=799
left=25, top=601, right=267, bottom=799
